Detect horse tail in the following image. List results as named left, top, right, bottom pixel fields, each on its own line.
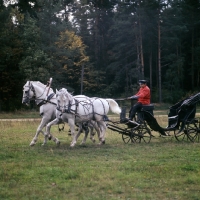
left=105, top=99, right=121, bottom=114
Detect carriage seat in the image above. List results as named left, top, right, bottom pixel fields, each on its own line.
left=139, top=104, right=154, bottom=115
left=120, top=104, right=154, bottom=123
left=137, top=104, right=154, bottom=123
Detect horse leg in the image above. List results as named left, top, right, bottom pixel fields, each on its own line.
left=89, top=121, right=99, bottom=143
left=79, top=122, right=92, bottom=145
left=97, top=121, right=107, bottom=145
left=80, top=125, right=89, bottom=145
left=89, top=126, right=95, bottom=143
left=30, top=118, right=47, bottom=146
left=45, top=118, right=61, bottom=146
left=69, top=120, right=80, bottom=147
left=80, top=121, right=98, bottom=144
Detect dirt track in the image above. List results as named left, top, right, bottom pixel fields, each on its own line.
left=1, top=113, right=200, bottom=122
left=0, top=118, right=41, bottom=121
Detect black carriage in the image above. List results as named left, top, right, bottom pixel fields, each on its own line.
left=107, top=93, right=200, bottom=143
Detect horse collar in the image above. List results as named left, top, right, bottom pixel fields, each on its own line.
left=37, top=93, right=56, bottom=107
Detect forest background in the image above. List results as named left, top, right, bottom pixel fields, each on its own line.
left=0, top=0, right=200, bottom=111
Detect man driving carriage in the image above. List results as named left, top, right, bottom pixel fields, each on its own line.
left=127, top=80, right=150, bottom=121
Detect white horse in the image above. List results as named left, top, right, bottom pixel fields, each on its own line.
left=22, top=81, right=97, bottom=146
left=45, top=88, right=121, bottom=147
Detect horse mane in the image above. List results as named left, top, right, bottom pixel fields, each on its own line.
left=31, top=81, right=54, bottom=93
left=35, top=81, right=45, bottom=88
left=59, top=88, right=73, bottom=101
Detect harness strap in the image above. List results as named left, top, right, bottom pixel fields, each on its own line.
left=57, top=96, right=108, bottom=122
left=92, top=97, right=108, bottom=121
left=37, top=93, right=56, bottom=107
left=58, top=99, right=79, bottom=115
left=74, top=99, right=79, bottom=118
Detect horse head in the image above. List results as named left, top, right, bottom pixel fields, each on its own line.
left=56, top=88, right=70, bottom=113
left=56, top=88, right=73, bottom=113
left=22, top=81, right=53, bottom=106
left=22, top=81, right=35, bottom=105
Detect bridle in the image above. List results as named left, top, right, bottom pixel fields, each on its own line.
left=56, top=92, right=74, bottom=113
left=56, top=92, right=108, bottom=121
left=23, top=81, right=55, bottom=106
left=22, top=82, right=34, bottom=104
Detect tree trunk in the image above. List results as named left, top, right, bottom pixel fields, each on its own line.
left=139, top=18, right=144, bottom=78
left=158, top=16, right=162, bottom=103
left=135, top=33, right=140, bottom=79
left=138, top=0, right=144, bottom=78
left=149, top=51, right=152, bottom=92
left=191, top=25, right=194, bottom=89
left=81, top=65, right=84, bottom=94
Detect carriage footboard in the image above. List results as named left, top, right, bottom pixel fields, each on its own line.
left=107, top=123, right=136, bottom=136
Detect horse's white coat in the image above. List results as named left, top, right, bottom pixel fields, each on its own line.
left=22, top=81, right=59, bottom=146
left=46, top=88, right=121, bottom=147
left=22, top=81, right=97, bottom=146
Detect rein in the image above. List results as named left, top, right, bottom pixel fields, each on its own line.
left=57, top=98, right=88, bottom=117
left=57, top=95, right=108, bottom=121
left=24, top=81, right=56, bottom=106
left=37, top=93, right=57, bottom=107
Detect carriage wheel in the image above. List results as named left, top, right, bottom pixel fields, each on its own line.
left=174, top=129, right=189, bottom=142
left=133, top=135, right=141, bottom=143
left=174, top=121, right=190, bottom=142
left=139, top=127, right=152, bottom=143
left=122, top=132, right=134, bottom=144
left=132, top=126, right=151, bottom=143
left=186, top=121, right=200, bottom=143
left=130, top=129, right=141, bottom=143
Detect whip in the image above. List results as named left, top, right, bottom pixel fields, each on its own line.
left=46, top=77, right=53, bottom=97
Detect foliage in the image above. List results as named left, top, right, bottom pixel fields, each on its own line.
left=19, top=15, right=52, bottom=81
left=52, top=30, right=89, bottom=93
left=1, top=0, right=200, bottom=110
left=0, top=7, right=24, bottom=111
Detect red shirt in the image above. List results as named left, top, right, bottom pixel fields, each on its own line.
left=136, top=85, right=150, bottom=105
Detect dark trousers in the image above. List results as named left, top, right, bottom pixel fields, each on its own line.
left=129, top=102, right=143, bottom=120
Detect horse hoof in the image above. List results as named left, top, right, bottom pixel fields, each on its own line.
left=56, top=141, right=60, bottom=146
left=98, top=140, right=105, bottom=145
left=70, top=143, right=75, bottom=147
left=30, top=142, right=35, bottom=146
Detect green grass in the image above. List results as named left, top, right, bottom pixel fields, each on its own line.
left=0, top=110, right=41, bottom=119
left=0, top=118, right=200, bottom=200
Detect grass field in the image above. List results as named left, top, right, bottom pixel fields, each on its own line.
left=0, top=116, right=200, bottom=200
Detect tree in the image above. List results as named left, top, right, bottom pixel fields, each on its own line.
left=53, top=30, right=89, bottom=93
left=182, top=0, right=200, bottom=90
left=0, top=6, right=24, bottom=111
left=161, top=0, right=187, bottom=102
left=19, top=15, right=52, bottom=81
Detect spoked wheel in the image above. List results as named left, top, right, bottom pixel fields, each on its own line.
left=174, top=129, right=189, bottom=142
left=185, top=120, right=200, bottom=143
left=139, top=126, right=152, bottom=143
left=122, top=132, right=134, bottom=144
left=174, top=121, right=190, bottom=142
left=132, top=125, right=152, bottom=143
left=130, top=129, right=141, bottom=143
